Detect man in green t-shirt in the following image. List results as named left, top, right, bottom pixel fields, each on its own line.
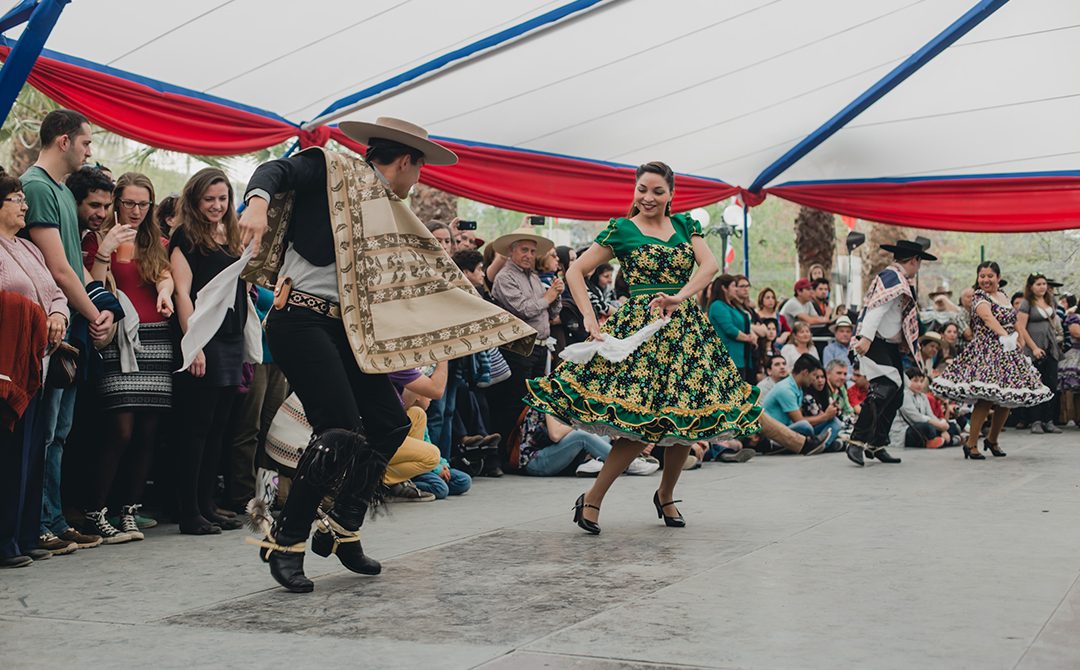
left=21, top=109, right=115, bottom=555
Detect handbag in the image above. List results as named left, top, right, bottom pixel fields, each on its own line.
left=45, top=342, right=80, bottom=388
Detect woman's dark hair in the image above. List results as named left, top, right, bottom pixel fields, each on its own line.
left=757, top=287, right=777, bottom=311
left=627, top=161, right=675, bottom=218
left=587, top=263, right=614, bottom=288
left=40, top=109, right=89, bottom=147
left=365, top=138, right=424, bottom=166
left=0, top=175, right=23, bottom=201
left=65, top=166, right=114, bottom=205
left=555, top=245, right=573, bottom=273
left=175, top=167, right=240, bottom=254
left=709, top=274, right=737, bottom=307
left=613, top=268, right=630, bottom=300
left=973, top=260, right=1001, bottom=290
left=1024, top=273, right=1056, bottom=306
left=155, top=194, right=179, bottom=236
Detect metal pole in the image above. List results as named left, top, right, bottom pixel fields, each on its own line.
left=742, top=203, right=750, bottom=278
left=0, top=0, right=71, bottom=125
left=719, top=227, right=729, bottom=274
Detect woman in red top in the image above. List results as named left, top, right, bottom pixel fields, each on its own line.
left=81, top=172, right=175, bottom=543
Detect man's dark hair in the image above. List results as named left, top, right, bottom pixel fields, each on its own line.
left=767, top=354, right=786, bottom=370
left=1011, top=291, right=1024, bottom=303
left=452, top=249, right=483, bottom=273
left=792, top=353, right=823, bottom=376
left=811, top=277, right=830, bottom=290
left=40, top=109, right=89, bottom=147
left=364, top=138, right=424, bottom=166
left=65, top=166, right=114, bottom=205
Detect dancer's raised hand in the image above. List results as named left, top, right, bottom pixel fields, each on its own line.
left=239, top=197, right=269, bottom=255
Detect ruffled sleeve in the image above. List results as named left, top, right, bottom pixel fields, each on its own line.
left=675, top=213, right=704, bottom=239
left=594, top=218, right=622, bottom=256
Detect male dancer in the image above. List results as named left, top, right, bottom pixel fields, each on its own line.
left=846, top=239, right=936, bottom=466
left=238, top=118, right=534, bottom=592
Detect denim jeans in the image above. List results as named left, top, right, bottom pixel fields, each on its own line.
left=40, top=384, right=77, bottom=535
left=426, top=361, right=463, bottom=459
left=788, top=417, right=842, bottom=449
left=412, top=469, right=472, bottom=499
left=524, top=430, right=611, bottom=476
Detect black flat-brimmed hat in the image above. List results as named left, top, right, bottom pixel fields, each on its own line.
left=879, top=239, right=937, bottom=261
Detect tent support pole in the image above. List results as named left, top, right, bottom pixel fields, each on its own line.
left=0, top=0, right=70, bottom=125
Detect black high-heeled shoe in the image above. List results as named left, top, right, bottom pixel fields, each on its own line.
left=653, top=491, right=685, bottom=528
left=983, top=439, right=1006, bottom=457
left=963, top=445, right=986, bottom=460
left=572, top=493, right=601, bottom=535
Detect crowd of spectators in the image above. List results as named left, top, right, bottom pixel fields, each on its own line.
left=1, top=109, right=1077, bottom=568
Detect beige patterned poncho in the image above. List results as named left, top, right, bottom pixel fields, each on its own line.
left=242, top=147, right=535, bottom=373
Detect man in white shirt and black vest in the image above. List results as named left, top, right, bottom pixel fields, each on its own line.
left=847, top=239, right=936, bottom=467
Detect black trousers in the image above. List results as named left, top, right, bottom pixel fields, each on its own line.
left=486, top=346, right=548, bottom=453
left=851, top=339, right=904, bottom=447
left=1030, top=354, right=1060, bottom=424
left=172, top=376, right=237, bottom=522
left=0, top=395, right=45, bottom=558
left=266, top=306, right=409, bottom=533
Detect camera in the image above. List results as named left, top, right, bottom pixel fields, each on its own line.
left=528, top=215, right=545, bottom=226
left=456, top=220, right=477, bottom=231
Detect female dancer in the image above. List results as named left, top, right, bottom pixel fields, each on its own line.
left=526, top=162, right=826, bottom=534
left=170, top=168, right=247, bottom=533
left=931, top=262, right=1052, bottom=458
left=81, top=172, right=175, bottom=541
left=1015, top=273, right=1063, bottom=433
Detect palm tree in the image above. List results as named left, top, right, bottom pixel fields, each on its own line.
left=793, top=206, right=836, bottom=276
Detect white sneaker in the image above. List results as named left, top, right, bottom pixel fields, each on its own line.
left=625, top=456, right=659, bottom=476
left=575, top=459, right=604, bottom=477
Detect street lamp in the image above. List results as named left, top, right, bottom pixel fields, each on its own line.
left=701, top=205, right=752, bottom=274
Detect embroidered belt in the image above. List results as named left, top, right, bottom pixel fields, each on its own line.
left=287, top=288, right=342, bottom=319
left=628, top=283, right=684, bottom=297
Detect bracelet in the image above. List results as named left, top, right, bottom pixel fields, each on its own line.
left=95, top=253, right=111, bottom=263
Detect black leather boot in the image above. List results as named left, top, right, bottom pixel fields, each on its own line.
left=866, top=446, right=901, bottom=464
left=249, top=526, right=313, bottom=593
left=311, top=510, right=381, bottom=575
left=846, top=440, right=866, bottom=466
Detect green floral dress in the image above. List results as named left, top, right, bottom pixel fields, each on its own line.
left=525, top=214, right=762, bottom=446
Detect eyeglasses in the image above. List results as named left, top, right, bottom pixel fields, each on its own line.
left=3, top=196, right=27, bottom=206
left=119, top=199, right=152, bottom=210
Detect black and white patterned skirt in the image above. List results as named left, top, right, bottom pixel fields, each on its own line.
left=97, top=321, right=175, bottom=411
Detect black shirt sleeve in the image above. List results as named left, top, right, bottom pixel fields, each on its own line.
left=244, top=151, right=327, bottom=202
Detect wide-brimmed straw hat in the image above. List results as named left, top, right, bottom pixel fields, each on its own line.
left=919, top=331, right=943, bottom=345
left=880, top=239, right=937, bottom=262
left=829, top=315, right=854, bottom=333
left=339, top=117, right=458, bottom=166
left=927, top=285, right=952, bottom=298
left=491, top=225, right=554, bottom=257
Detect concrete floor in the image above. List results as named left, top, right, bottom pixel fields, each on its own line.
left=2, top=428, right=1079, bottom=670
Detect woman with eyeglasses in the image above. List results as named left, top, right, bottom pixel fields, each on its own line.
left=0, top=174, right=69, bottom=567
left=79, top=172, right=176, bottom=542
left=931, top=262, right=1052, bottom=459
left=1014, top=273, right=1064, bottom=434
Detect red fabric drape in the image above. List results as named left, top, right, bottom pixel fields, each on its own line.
left=331, top=129, right=737, bottom=220
left=0, top=47, right=297, bottom=155
left=769, top=177, right=1080, bottom=233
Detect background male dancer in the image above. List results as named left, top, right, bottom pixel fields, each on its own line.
left=847, top=239, right=936, bottom=466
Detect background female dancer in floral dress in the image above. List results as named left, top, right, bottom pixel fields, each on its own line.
left=527, top=162, right=827, bottom=535
left=931, top=261, right=1051, bottom=459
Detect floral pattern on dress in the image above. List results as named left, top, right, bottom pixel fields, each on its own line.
left=525, top=214, right=761, bottom=446
left=931, top=289, right=1052, bottom=408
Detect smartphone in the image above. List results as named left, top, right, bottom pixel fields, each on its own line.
left=528, top=215, right=545, bottom=226
left=457, top=220, right=477, bottom=231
